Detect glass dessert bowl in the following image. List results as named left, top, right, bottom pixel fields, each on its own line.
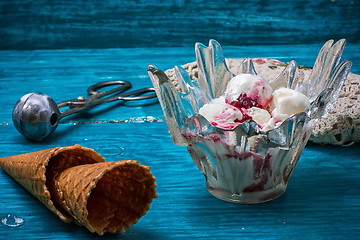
left=148, top=39, right=352, bottom=204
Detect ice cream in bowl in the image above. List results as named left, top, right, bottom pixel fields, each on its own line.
left=148, top=39, right=352, bottom=204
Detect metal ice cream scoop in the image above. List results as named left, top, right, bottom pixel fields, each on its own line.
left=12, top=80, right=156, bottom=141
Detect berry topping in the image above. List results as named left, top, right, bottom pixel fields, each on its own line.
left=229, top=92, right=261, bottom=109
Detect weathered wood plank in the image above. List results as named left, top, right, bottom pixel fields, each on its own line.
left=1, top=0, right=359, bottom=50
left=0, top=122, right=359, bottom=239
left=0, top=40, right=359, bottom=238
left=1, top=43, right=359, bottom=125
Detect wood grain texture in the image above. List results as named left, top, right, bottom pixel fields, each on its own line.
left=1, top=44, right=359, bottom=124
left=1, top=0, right=360, bottom=50
left=1, top=122, right=360, bottom=239
left=0, top=35, right=360, bottom=239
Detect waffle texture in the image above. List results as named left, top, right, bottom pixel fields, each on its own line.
left=0, top=145, right=157, bottom=235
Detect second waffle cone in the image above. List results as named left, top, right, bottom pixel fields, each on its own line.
left=53, top=160, right=157, bottom=235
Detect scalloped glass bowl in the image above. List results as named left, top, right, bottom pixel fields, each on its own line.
left=148, top=39, right=352, bottom=204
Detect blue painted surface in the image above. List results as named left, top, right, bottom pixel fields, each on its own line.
left=0, top=43, right=359, bottom=124
left=0, top=1, right=360, bottom=239
left=1, top=124, right=360, bottom=239
left=1, top=0, right=360, bottom=49
left=0, top=45, right=360, bottom=239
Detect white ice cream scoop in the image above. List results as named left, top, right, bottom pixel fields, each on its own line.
left=269, top=87, right=310, bottom=117
left=225, top=74, right=273, bottom=109
left=199, top=102, right=243, bottom=128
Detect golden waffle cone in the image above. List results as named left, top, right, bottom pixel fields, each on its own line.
left=0, top=145, right=157, bottom=235
left=53, top=160, right=157, bottom=235
left=0, top=144, right=105, bottom=223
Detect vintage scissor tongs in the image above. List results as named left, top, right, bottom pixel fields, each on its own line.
left=12, top=80, right=157, bottom=141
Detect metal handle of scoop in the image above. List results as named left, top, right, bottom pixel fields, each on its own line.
left=12, top=80, right=157, bottom=141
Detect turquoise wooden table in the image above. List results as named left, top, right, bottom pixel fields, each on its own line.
left=0, top=44, right=360, bottom=239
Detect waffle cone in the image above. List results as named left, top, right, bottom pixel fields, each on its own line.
left=53, top=160, right=157, bottom=235
left=0, top=145, right=105, bottom=223
left=0, top=145, right=157, bottom=235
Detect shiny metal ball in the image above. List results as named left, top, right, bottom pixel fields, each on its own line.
left=12, top=93, right=60, bottom=141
